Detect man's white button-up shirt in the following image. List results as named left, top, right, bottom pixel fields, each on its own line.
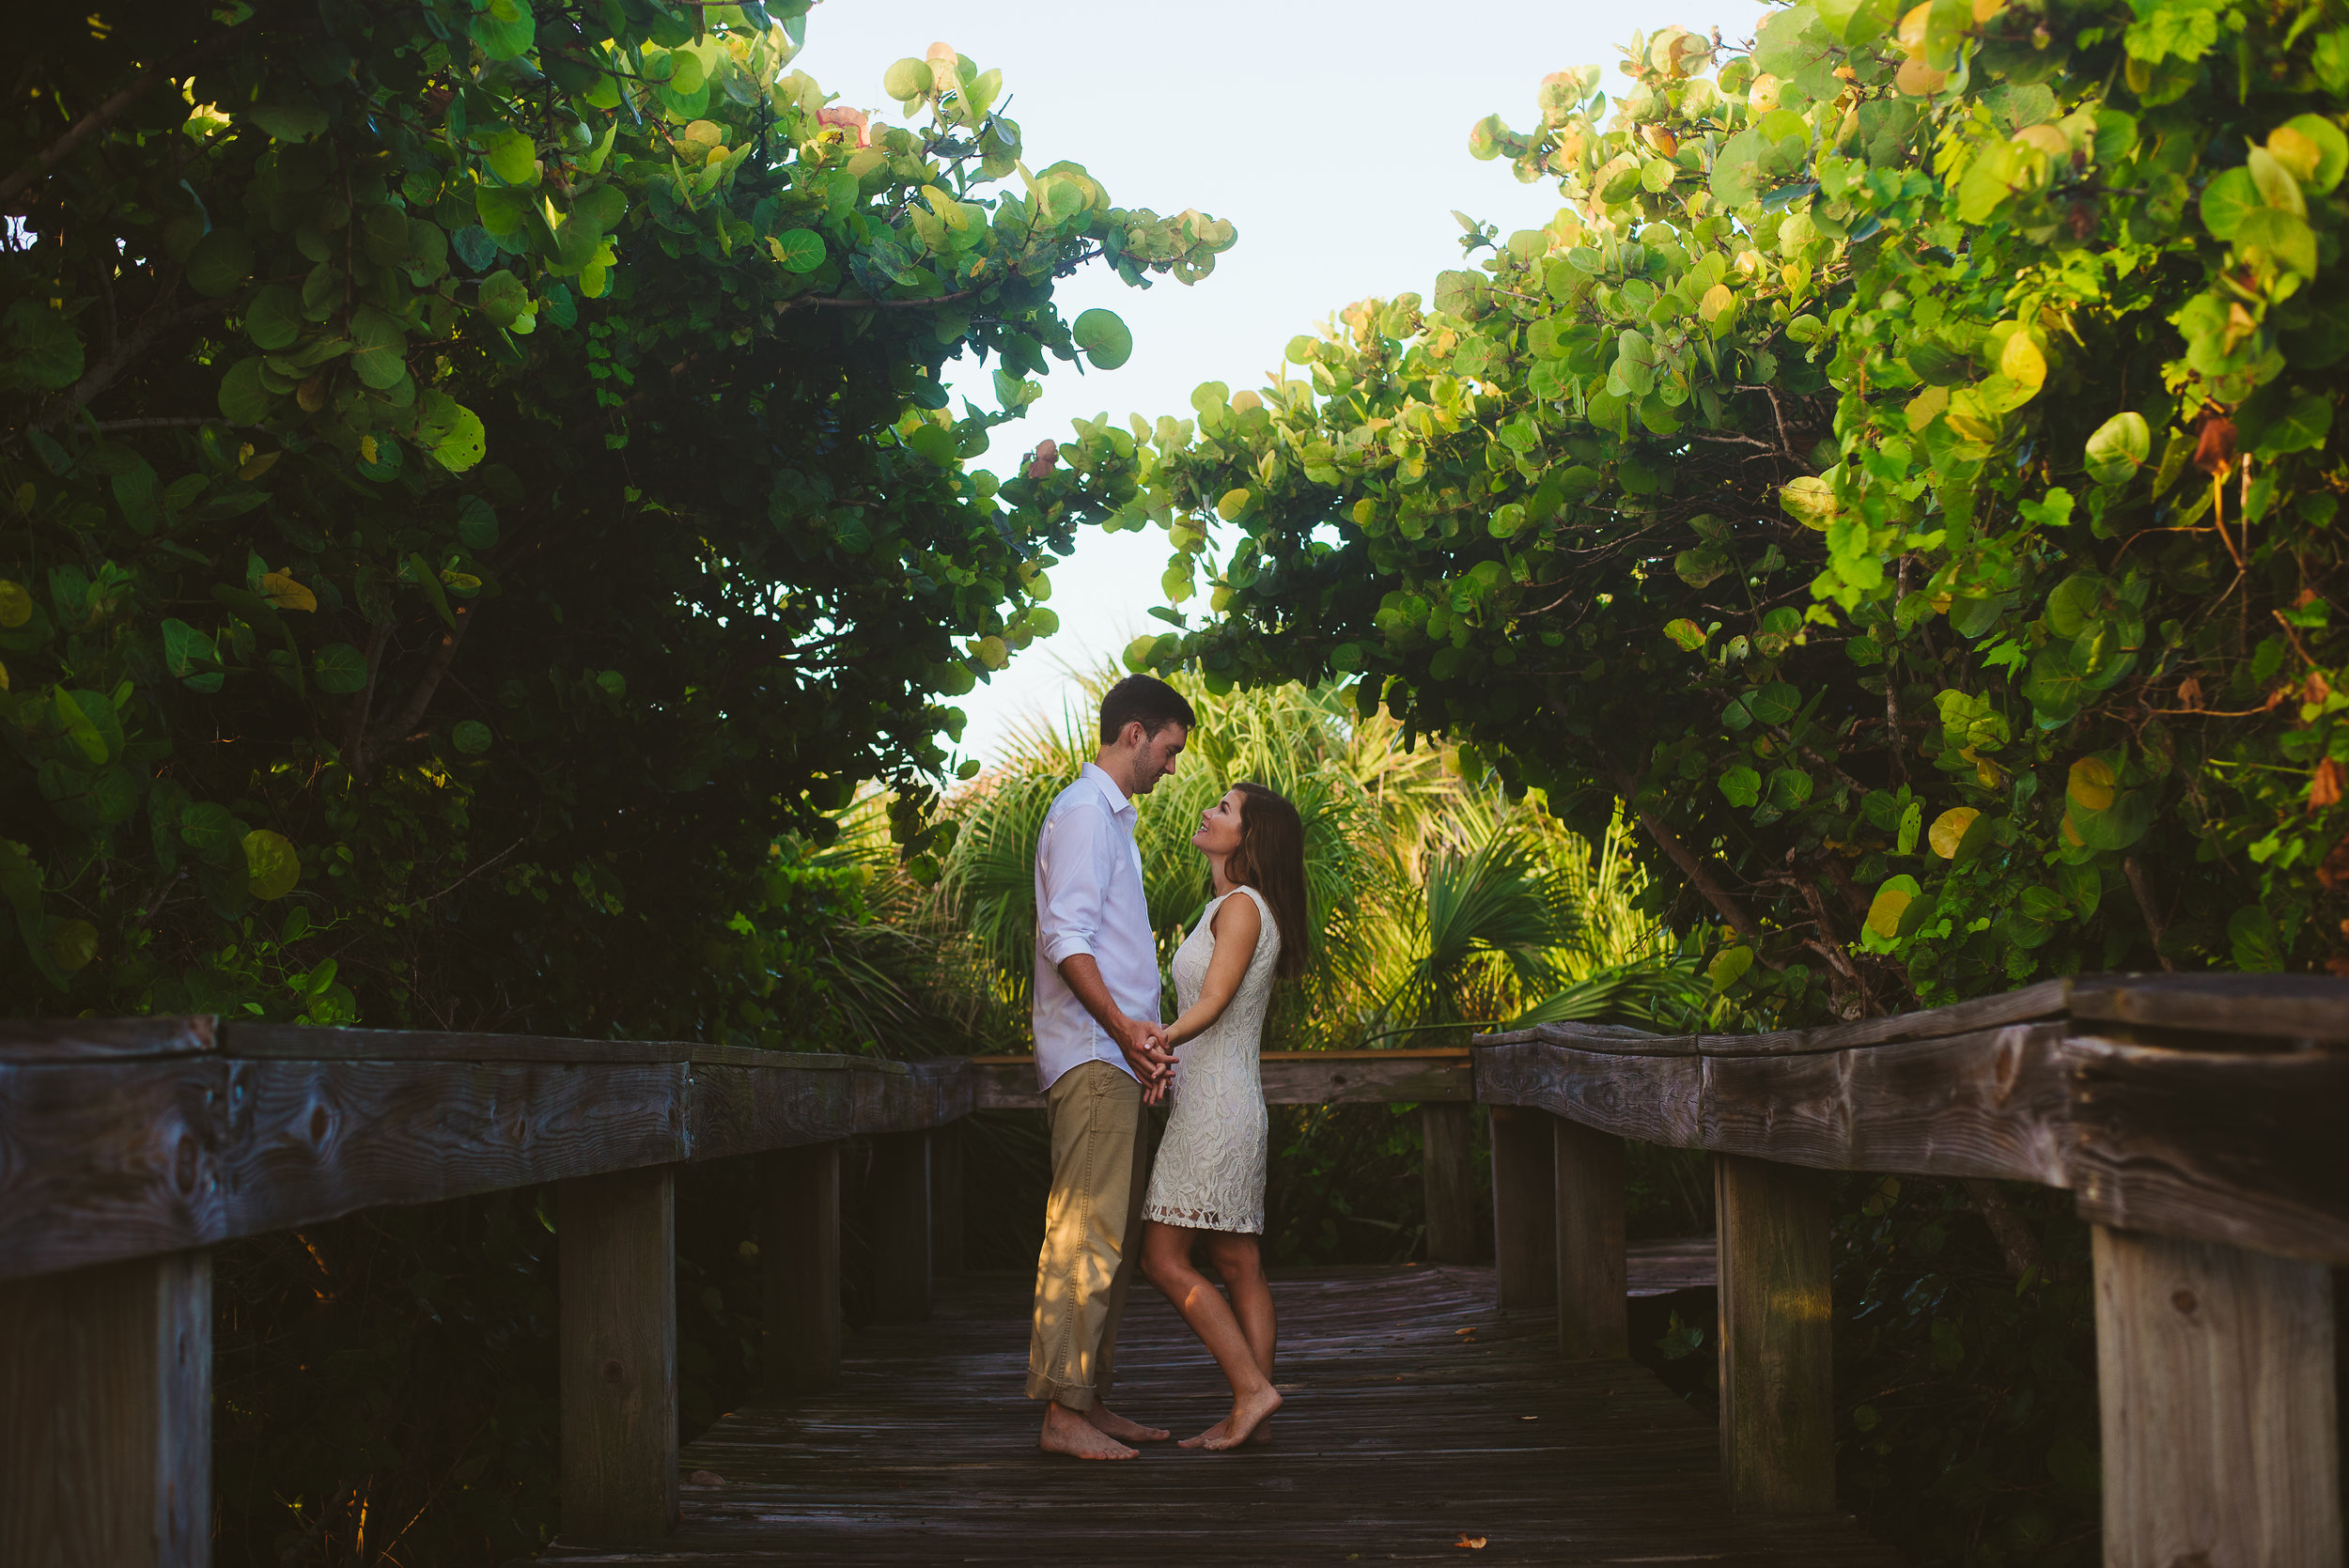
left=1032, top=762, right=1160, bottom=1092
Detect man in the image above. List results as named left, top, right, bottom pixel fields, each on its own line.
left=1027, top=674, right=1195, bottom=1459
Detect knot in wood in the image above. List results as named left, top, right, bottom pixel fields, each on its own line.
left=2170, top=1289, right=2198, bottom=1314
left=173, top=1131, right=199, bottom=1193
left=308, top=1105, right=331, bottom=1143
left=600, top=1357, right=626, bottom=1385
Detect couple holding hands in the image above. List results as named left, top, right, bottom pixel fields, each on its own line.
left=1023, top=675, right=1309, bottom=1458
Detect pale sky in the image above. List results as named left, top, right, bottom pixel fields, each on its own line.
left=791, top=0, right=1770, bottom=764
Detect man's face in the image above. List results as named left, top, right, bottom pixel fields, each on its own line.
left=1128, top=722, right=1188, bottom=796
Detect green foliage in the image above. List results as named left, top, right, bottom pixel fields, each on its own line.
left=935, top=666, right=1705, bottom=1051
left=0, top=2, right=1234, bottom=1027
left=1013, top=0, right=2349, bottom=1018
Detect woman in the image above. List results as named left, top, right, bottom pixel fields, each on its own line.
left=1139, top=780, right=1309, bottom=1452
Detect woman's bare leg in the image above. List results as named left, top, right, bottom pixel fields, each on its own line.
left=1196, top=1233, right=1276, bottom=1444
left=1141, top=1219, right=1281, bottom=1450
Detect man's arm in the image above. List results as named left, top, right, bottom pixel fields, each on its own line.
left=1058, top=953, right=1174, bottom=1085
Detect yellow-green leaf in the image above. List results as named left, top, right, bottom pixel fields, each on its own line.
left=243, top=829, right=301, bottom=900
left=1928, top=806, right=1982, bottom=858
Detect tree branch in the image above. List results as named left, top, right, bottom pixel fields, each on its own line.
left=1590, top=745, right=1766, bottom=945
left=361, top=606, right=473, bottom=777
left=31, top=290, right=220, bottom=433
left=2, top=24, right=250, bottom=214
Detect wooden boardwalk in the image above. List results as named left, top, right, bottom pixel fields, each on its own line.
left=538, top=1264, right=1900, bottom=1565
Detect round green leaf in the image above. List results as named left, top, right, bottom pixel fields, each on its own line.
left=769, top=229, right=826, bottom=273
left=470, top=0, right=535, bottom=60
left=2234, top=206, right=2317, bottom=278
left=2198, top=166, right=2260, bottom=241
left=883, top=57, right=932, bottom=101
left=186, top=226, right=254, bottom=298
left=243, top=282, right=303, bottom=351
left=243, top=829, right=302, bottom=900
left=218, top=358, right=273, bottom=424
left=349, top=305, right=410, bottom=390
left=1865, top=875, right=1921, bottom=939
left=51, top=918, right=99, bottom=972
left=2083, top=411, right=2150, bottom=487
left=1073, top=308, right=1133, bottom=370
left=487, top=129, right=540, bottom=187
left=0, top=580, right=31, bottom=629
left=1706, top=945, right=1754, bottom=990
left=451, top=719, right=494, bottom=753
left=2282, top=114, right=2349, bottom=193
left=313, top=643, right=369, bottom=694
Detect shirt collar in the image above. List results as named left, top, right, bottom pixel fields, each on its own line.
left=1080, top=760, right=1135, bottom=817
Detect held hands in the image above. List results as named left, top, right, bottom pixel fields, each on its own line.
left=1112, top=1014, right=1175, bottom=1105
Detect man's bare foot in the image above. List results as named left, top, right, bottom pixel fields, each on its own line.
left=1086, top=1405, right=1170, bottom=1443
left=1190, top=1385, right=1283, bottom=1452
left=1039, top=1401, right=1138, bottom=1460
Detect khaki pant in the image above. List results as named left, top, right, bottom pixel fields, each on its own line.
left=1026, top=1060, right=1149, bottom=1409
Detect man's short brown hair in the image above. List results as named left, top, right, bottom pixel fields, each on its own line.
left=1098, top=675, right=1196, bottom=744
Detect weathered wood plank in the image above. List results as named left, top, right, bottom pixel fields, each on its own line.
left=546, top=1267, right=1900, bottom=1565
left=223, top=1023, right=693, bottom=1063
left=1479, top=978, right=2072, bottom=1058
left=0, top=1053, right=955, bottom=1283
left=1702, top=1024, right=2075, bottom=1186
left=1716, top=1155, right=1834, bottom=1514
left=1489, top=1106, right=1556, bottom=1311
left=760, top=1142, right=840, bottom=1392
left=2068, top=1036, right=2349, bottom=1265
left=0, top=1016, right=214, bottom=1065
left=0, top=1249, right=210, bottom=1568
left=561, top=1167, right=677, bottom=1543
left=2071, top=972, right=2349, bottom=1044
left=1472, top=1038, right=1705, bottom=1146
left=1420, top=1101, right=1478, bottom=1264
left=965, top=1048, right=1472, bottom=1110
left=681, top=1061, right=852, bottom=1162
left=2092, top=1225, right=2341, bottom=1566
left=868, top=1129, right=932, bottom=1324
left=1554, top=1118, right=1626, bottom=1358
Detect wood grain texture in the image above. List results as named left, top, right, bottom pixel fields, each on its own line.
left=1478, top=978, right=2071, bottom=1058
left=0, top=1250, right=210, bottom=1568
left=537, top=1267, right=1899, bottom=1565
left=2069, top=1036, right=2349, bottom=1265
left=2092, top=1225, right=2341, bottom=1567
left=1473, top=1039, right=1705, bottom=1145
left=561, top=1167, right=678, bottom=1543
left=966, top=1048, right=1472, bottom=1110
left=1, top=1055, right=962, bottom=1283
left=1421, top=1101, right=1479, bottom=1265
left=867, top=1129, right=932, bottom=1324
left=1716, top=1155, right=1834, bottom=1515
left=2071, top=971, right=2349, bottom=1044
left=1488, top=1106, right=1556, bottom=1311
left=683, top=1062, right=852, bottom=1162
left=1553, top=1118, right=1627, bottom=1359
left=761, top=1142, right=840, bottom=1393
left=1702, top=1024, right=2076, bottom=1185
left=0, top=1016, right=213, bottom=1065
left=223, top=1023, right=694, bottom=1062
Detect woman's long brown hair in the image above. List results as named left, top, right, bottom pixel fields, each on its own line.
left=1225, top=781, right=1309, bottom=982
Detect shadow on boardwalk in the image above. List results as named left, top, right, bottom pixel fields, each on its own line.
left=538, top=1265, right=1901, bottom=1565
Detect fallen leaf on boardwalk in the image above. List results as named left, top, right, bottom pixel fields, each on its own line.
left=686, top=1470, right=726, bottom=1486
left=1455, top=1535, right=1488, bottom=1549
left=1454, top=1327, right=1476, bottom=1337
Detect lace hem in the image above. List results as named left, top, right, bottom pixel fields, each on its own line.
left=1143, top=1202, right=1262, bottom=1234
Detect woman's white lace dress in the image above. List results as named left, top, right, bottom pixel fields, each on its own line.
left=1143, top=884, right=1280, bottom=1234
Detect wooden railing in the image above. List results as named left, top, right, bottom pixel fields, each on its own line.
left=1472, top=972, right=2349, bottom=1565
left=0, top=1027, right=1475, bottom=1565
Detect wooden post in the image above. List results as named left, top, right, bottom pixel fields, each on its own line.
left=1422, top=1101, right=1479, bottom=1264
left=560, top=1166, right=677, bottom=1543
left=0, top=1251, right=210, bottom=1568
left=762, top=1141, right=841, bottom=1392
left=2092, top=1225, right=2341, bottom=1567
left=869, top=1128, right=932, bottom=1324
left=1489, top=1105, right=1557, bottom=1311
left=1554, top=1118, right=1627, bottom=1358
left=1715, top=1154, right=1834, bottom=1514
left=930, top=1119, right=965, bottom=1278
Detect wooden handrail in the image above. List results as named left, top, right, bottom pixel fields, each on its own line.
left=1468, top=971, right=2349, bottom=1557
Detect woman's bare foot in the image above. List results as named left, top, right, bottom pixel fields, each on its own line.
left=1086, top=1405, right=1170, bottom=1443
left=1039, top=1401, right=1138, bottom=1460
left=1191, top=1385, right=1282, bottom=1451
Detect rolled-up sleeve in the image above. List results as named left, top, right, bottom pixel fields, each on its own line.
left=1036, top=802, right=1110, bottom=968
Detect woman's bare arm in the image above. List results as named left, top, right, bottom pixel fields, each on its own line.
left=1163, top=893, right=1262, bottom=1048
